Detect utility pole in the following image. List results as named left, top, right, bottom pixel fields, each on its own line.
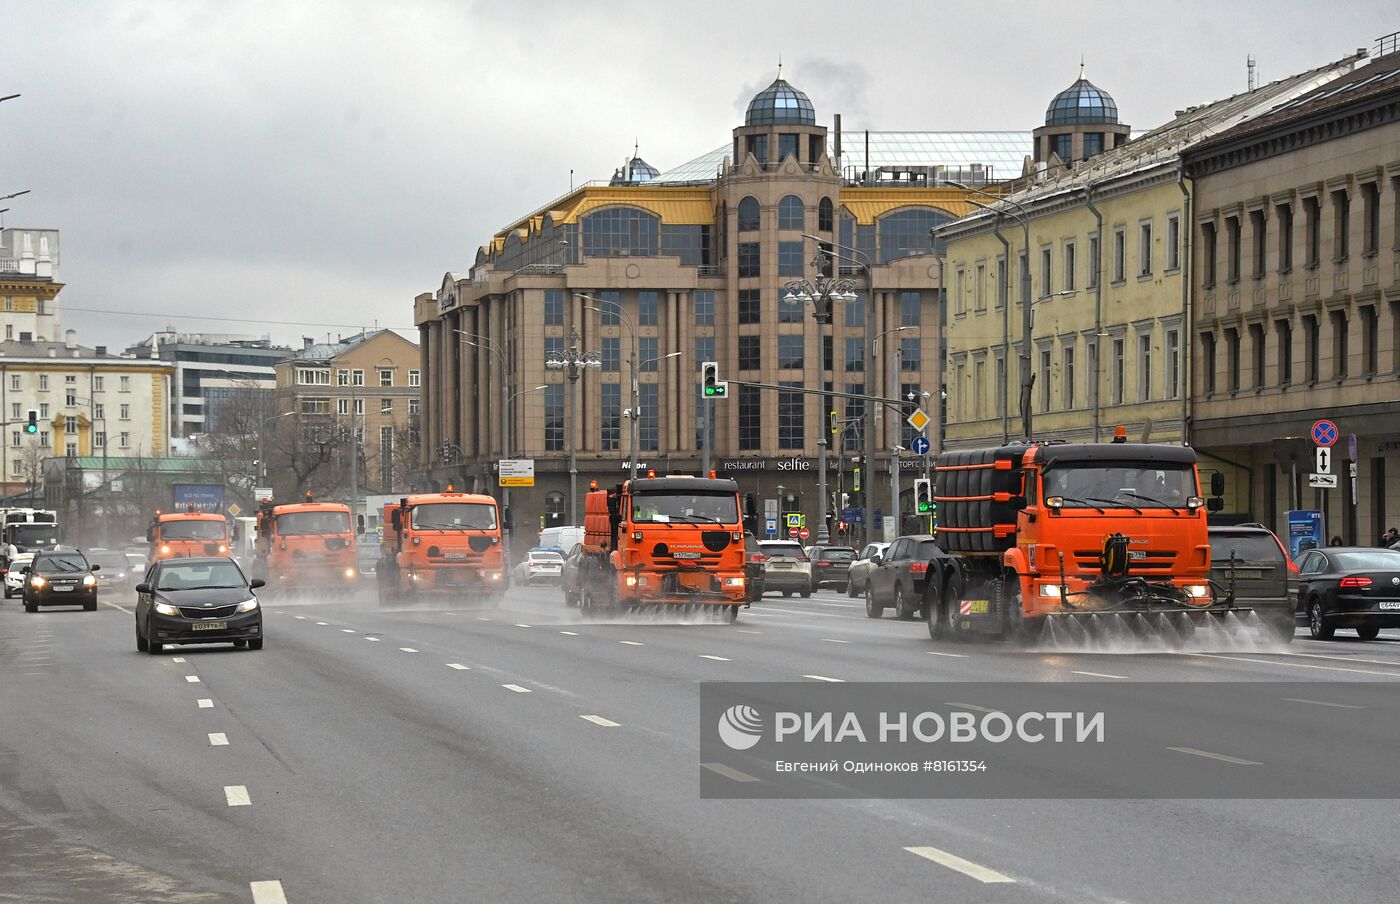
left=545, top=326, right=600, bottom=522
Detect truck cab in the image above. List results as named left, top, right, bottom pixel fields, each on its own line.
left=149, top=508, right=231, bottom=560
left=377, top=490, right=505, bottom=602
left=254, top=496, right=358, bottom=590
left=1, top=508, right=60, bottom=564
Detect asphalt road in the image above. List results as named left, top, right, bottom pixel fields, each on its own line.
left=5, top=582, right=1400, bottom=903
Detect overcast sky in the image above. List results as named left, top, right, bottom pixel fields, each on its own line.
left=1, top=0, right=1391, bottom=350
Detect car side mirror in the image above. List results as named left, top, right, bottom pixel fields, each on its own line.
left=19, top=565, right=30, bottom=574
left=391, top=510, right=402, bottom=531
left=250, top=578, right=266, bottom=589
left=1207, top=498, right=1225, bottom=513
left=146, top=527, right=155, bottom=542
left=91, top=564, right=101, bottom=572
left=135, top=583, right=151, bottom=594
left=870, top=554, right=883, bottom=565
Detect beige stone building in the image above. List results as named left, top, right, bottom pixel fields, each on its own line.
left=1184, top=49, right=1400, bottom=542
left=414, top=77, right=1023, bottom=538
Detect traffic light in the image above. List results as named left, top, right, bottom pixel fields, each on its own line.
left=914, top=478, right=932, bottom=514
left=24, top=409, right=37, bottom=434
left=701, top=361, right=728, bottom=398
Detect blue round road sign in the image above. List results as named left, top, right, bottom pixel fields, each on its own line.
left=912, top=436, right=931, bottom=456
left=1312, top=419, right=1338, bottom=447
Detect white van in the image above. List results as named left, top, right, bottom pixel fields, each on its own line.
left=538, top=526, right=584, bottom=552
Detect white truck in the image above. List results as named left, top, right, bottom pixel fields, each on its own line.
left=1, top=508, right=61, bottom=567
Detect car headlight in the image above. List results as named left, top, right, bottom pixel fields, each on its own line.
left=82, top=574, right=97, bottom=587
left=236, top=597, right=259, bottom=613
left=29, top=575, right=45, bottom=588
left=155, top=602, right=180, bottom=616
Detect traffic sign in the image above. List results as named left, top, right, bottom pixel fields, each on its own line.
left=911, top=436, right=931, bottom=456
left=1315, top=446, right=1332, bottom=475
left=906, top=407, right=931, bottom=432
left=1348, top=433, right=1358, bottom=461
left=799, top=527, right=810, bottom=540
left=765, top=518, right=777, bottom=535
left=1311, top=419, right=1338, bottom=447
left=786, top=513, right=802, bottom=528
left=1308, top=473, right=1339, bottom=489
left=254, top=486, right=273, bottom=501
left=788, top=526, right=799, bottom=538
left=227, top=503, right=242, bottom=517
left=498, top=459, right=536, bottom=487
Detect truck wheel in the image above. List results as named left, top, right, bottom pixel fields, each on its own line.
left=724, top=605, right=739, bottom=623
left=864, top=586, right=884, bottom=619
left=943, top=569, right=972, bottom=642
left=564, top=588, right=579, bottom=607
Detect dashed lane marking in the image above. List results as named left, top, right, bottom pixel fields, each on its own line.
left=294, top=615, right=306, bottom=620
left=946, top=702, right=998, bottom=714
left=184, top=675, right=201, bottom=683
left=1183, top=652, right=1400, bottom=678
left=1167, top=746, right=1261, bottom=766
left=208, top=733, right=228, bottom=746
left=197, top=699, right=214, bottom=709
left=514, top=623, right=533, bottom=628
left=364, top=636, right=381, bottom=642
left=804, top=674, right=845, bottom=682
left=475, top=617, right=492, bottom=621
left=580, top=715, right=620, bottom=727
left=619, top=640, right=645, bottom=646
left=172, top=657, right=185, bottom=662
left=927, top=651, right=967, bottom=658
left=1283, top=697, right=1364, bottom=709
left=904, top=846, right=1016, bottom=884
left=224, top=785, right=251, bottom=806
left=502, top=684, right=532, bottom=693
left=315, top=621, right=328, bottom=626
left=700, top=762, right=760, bottom=783
left=341, top=628, right=356, bottom=633
left=101, top=601, right=132, bottom=614
left=699, top=654, right=731, bottom=661
left=446, top=663, right=470, bottom=670
left=737, top=629, right=762, bottom=634
left=399, top=647, right=419, bottom=653
left=1071, top=670, right=1129, bottom=679
left=249, top=880, right=289, bottom=904
left=821, top=638, right=851, bottom=644
left=559, top=631, right=579, bottom=636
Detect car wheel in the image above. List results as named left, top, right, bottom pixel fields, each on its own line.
left=1356, top=625, right=1381, bottom=641
left=800, top=588, right=812, bottom=599
left=147, top=636, right=164, bottom=654
left=136, top=622, right=148, bottom=652
left=1308, top=598, right=1334, bottom=639
left=847, top=580, right=859, bottom=598
left=2, top=586, right=11, bottom=599
left=894, top=585, right=916, bottom=620
left=23, top=599, right=36, bottom=613
left=248, top=638, right=264, bottom=650
left=865, top=585, right=884, bottom=619
left=783, top=591, right=793, bottom=598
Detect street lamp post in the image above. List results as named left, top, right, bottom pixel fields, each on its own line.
left=257, top=410, right=297, bottom=493
left=545, top=326, right=601, bottom=523
left=578, top=296, right=644, bottom=479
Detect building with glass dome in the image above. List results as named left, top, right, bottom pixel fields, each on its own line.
left=1032, top=69, right=1132, bottom=169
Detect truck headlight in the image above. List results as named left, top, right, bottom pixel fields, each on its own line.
left=345, top=568, right=357, bottom=579
left=1038, top=583, right=1061, bottom=598
left=723, top=576, right=745, bottom=588
left=155, top=602, right=180, bottom=616
left=160, top=545, right=172, bottom=555
left=1185, top=584, right=1210, bottom=598
left=236, top=598, right=259, bottom=613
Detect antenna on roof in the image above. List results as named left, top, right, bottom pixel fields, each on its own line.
left=1079, top=54, right=1085, bottom=79
left=1247, top=54, right=1258, bottom=91
left=777, top=55, right=782, bottom=79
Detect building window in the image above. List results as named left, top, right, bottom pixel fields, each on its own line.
left=297, top=368, right=328, bottom=386
left=1166, top=214, right=1180, bottom=271
left=975, top=262, right=986, bottom=311
left=118, top=431, right=128, bottom=448
left=1276, top=318, right=1293, bottom=386
left=65, top=441, right=77, bottom=457
left=638, top=383, right=659, bottom=451
left=1303, top=314, right=1320, bottom=383
left=1113, top=227, right=1126, bottom=282
left=842, top=384, right=862, bottom=451
left=8, top=375, right=18, bottom=391
left=581, top=206, right=659, bottom=257
left=595, top=290, right=621, bottom=325
left=1201, top=222, right=1217, bottom=288
left=337, top=398, right=350, bottom=416
left=39, top=403, right=49, bottom=418
left=353, top=398, right=364, bottom=416
left=745, top=134, right=768, bottom=165
left=638, top=291, right=659, bottom=326
left=1362, top=305, right=1379, bottom=376
left=995, top=352, right=1006, bottom=418
left=119, top=404, right=130, bottom=420
left=1087, top=235, right=1100, bottom=289
left=1111, top=337, right=1125, bottom=405
left=738, top=335, right=761, bottom=371
left=1331, top=309, right=1348, bottom=380
left=1362, top=182, right=1380, bottom=256
left=336, top=369, right=349, bottom=387
left=1304, top=196, right=1321, bottom=268
left=1166, top=329, right=1181, bottom=399
left=544, top=289, right=565, bottom=326
left=737, top=289, right=760, bottom=325
left=953, top=266, right=966, bottom=316
left=64, top=374, right=75, bottom=385
left=1201, top=332, right=1217, bottom=395
left=693, top=290, right=715, bottom=327
left=1051, top=133, right=1073, bottom=162
left=601, top=337, right=620, bottom=372
left=381, top=398, right=393, bottom=414
left=1225, top=216, right=1241, bottom=284
left=8, top=403, right=16, bottom=419
left=1225, top=328, right=1241, bottom=393
left=994, top=256, right=1007, bottom=308
left=544, top=383, right=564, bottom=451
left=1137, top=332, right=1152, bottom=401
left=1277, top=203, right=1294, bottom=273
left=94, top=430, right=105, bottom=448
left=408, top=370, right=420, bottom=387
left=545, top=336, right=564, bottom=362
left=1039, top=348, right=1052, bottom=412
left=777, top=133, right=799, bottom=161
left=738, top=242, right=761, bottom=278
left=845, top=293, right=865, bottom=327
left=778, top=195, right=804, bottom=231
left=408, top=398, right=419, bottom=416
left=64, top=415, right=76, bottom=434
left=1139, top=222, right=1152, bottom=276
left=39, top=375, right=49, bottom=391
left=638, top=337, right=659, bottom=372
left=778, top=382, right=804, bottom=449
left=778, top=290, right=804, bottom=323
left=1063, top=346, right=1075, bottom=409
left=1040, top=245, right=1052, bottom=295
left=738, top=196, right=760, bottom=232
left=300, top=398, right=330, bottom=416
left=844, top=337, right=864, bottom=372
left=93, top=375, right=104, bottom=392
left=9, top=431, right=17, bottom=448
left=694, top=336, right=715, bottom=370
left=1063, top=241, right=1076, bottom=291
left=778, top=335, right=804, bottom=370
left=1332, top=189, right=1350, bottom=262
left=900, top=336, right=920, bottom=371
left=898, top=291, right=920, bottom=327
left=378, top=368, right=393, bottom=387
left=351, top=369, right=364, bottom=387
left=65, top=392, right=76, bottom=407
left=818, top=197, right=834, bottom=232
left=1248, top=209, right=1266, bottom=278
left=973, top=359, right=985, bottom=419
left=600, top=382, right=621, bottom=451
left=1250, top=323, right=1266, bottom=390
left=778, top=241, right=805, bottom=277
left=738, top=385, right=761, bottom=450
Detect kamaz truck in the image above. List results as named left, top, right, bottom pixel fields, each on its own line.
left=376, top=489, right=505, bottom=604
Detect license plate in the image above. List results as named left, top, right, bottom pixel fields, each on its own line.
left=52, top=585, right=74, bottom=592
left=1379, top=602, right=1400, bottom=611
left=191, top=621, right=227, bottom=631
left=673, top=552, right=702, bottom=560
left=443, top=553, right=467, bottom=560
left=1129, top=551, right=1146, bottom=560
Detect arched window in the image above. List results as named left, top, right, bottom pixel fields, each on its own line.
left=818, top=197, right=834, bottom=232
left=581, top=206, right=659, bottom=257
left=877, top=207, right=956, bottom=263
left=737, top=196, right=761, bottom=232
left=778, top=195, right=804, bottom=231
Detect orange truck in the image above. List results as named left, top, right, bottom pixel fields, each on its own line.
left=928, top=432, right=1279, bottom=642
left=376, top=489, right=505, bottom=604
left=149, top=507, right=232, bottom=560
left=574, top=472, right=747, bottom=619
left=253, top=496, right=358, bottom=593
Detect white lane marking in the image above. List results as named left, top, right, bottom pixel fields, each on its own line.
left=559, top=631, right=579, bottom=636
left=1184, top=652, right=1400, bottom=678
left=1071, top=670, right=1129, bottom=679
left=904, top=846, right=1016, bottom=884
left=172, top=657, right=186, bottom=662
left=580, top=715, right=620, bottom=727
left=514, top=623, right=533, bottom=628
left=446, top=663, right=470, bottom=670
left=1282, top=650, right=1400, bottom=667
left=315, top=621, right=328, bottom=626
left=502, top=684, right=532, bottom=693
left=249, top=880, right=288, bottom=904
left=294, top=615, right=306, bottom=620
left=804, top=674, right=844, bottom=682
left=399, top=647, right=419, bottom=653
left=208, top=733, right=229, bottom=746
left=737, top=629, right=762, bottom=634
left=1167, top=746, right=1261, bottom=766
left=364, top=636, right=381, bottom=642
left=700, top=762, right=760, bottom=783
left=821, top=638, right=851, bottom=644
left=197, top=699, right=214, bottom=709
left=946, top=701, right=998, bottom=714
left=184, top=675, right=201, bottom=683
left=224, top=785, right=251, bottom=806
left=475, top=617, right=492, bottom=621
left=1284, top=698, right=1365, bottom=710
left=619, top=640, right=645, bottom=646
left=699, top=654, right=732, bottom=661
left=101, top=600, right=132, bottom=614
left=340, top=628, right=355, bottom=633
left=927, top=650, right=967, bottom=658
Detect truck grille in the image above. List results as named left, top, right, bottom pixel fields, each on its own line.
left=1072, top=550, right=1177, bottom=572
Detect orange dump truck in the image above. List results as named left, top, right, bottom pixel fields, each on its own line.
left=376, top=490, right=505, bottom=604
left=254, top=496, right=358, bottom=593
left=149, top=507, right=231, bottom=560
left=575, top=473, right=747, bottom=619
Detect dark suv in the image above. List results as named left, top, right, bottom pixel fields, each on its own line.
left=865, top=535, right=941, bottom=620
left=21, top=549, right=100, bottom=612
left=808, top=545, right=856, bottom=591
left=1207, top=524, right=1296, bottom=641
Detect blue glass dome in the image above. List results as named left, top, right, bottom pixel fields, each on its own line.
left=745, top=78, right=816, bottom=127
left=1045, top=77, right=1119, bottom=126
left=610, top=156, right=661, bottom=185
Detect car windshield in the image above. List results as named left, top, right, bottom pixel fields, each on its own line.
left=161, top=520, right=227, bottom=540
left=761, top=542, right=804, bottom=558
left=411, top=503, right=497, bottom=530
left=155, top=562, right=248, bottom=591
left=1331, top=551, right=1400, bottom=571
left=1042, top=462, right=1197, bottom=507
left=1211, top=533, right=1283, bottom=564
left=35, top=553, right=88, bottom=573
left=90, top=552, right=129, bottom=570
left=10, top=524, right=59, bottom=546
left=820, top=548, right=856, bottom=561
left=278, top=511, right=351, bottom=535
left=630, top=492, right=739, bottom=524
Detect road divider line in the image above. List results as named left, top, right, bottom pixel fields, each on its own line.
left=1167, top=746, right=1261, bottom=766
left=820, top=638, right=851, bottom=644
left=294, top=615, right=306, bottom=620
left=580, top=715, right=620, bottom=727
left=364, top=636, right=381, bottom=642
left=446, top=663, right=470, bottom=670
left=475, top=617, right=492, bottom=621
left=559, top=631, right=579, bottom=636
left=619, top=640, right=645, bottom=646
left=249, top=880, right=288, bottom=904
left=904, top=846, right=1015, bottom=884
left=399, top=647, right=419, bottom=653
left=172, top=657, right=185, bottom=662
left=315, top=622, right=328, bottom=626
left=502, top=684, right=532, bottom=693
left=101, top=601, right=132, bottom=614
left=1284, top=697, right=1364, bottom=709
left=340, top=628, right=356, bottom=633
left=803, top=674, right=844, bottom=682
left=184, top=675, right=201, bottom=683
left=514, top=623, right=533, bottom=628
left=208, top=733, right=229, bottom=746
left=927, top=651, right=967, bottom=658
left=737, top=629, right=762, bottom=634
left=699, top=654, right=731, bottom=661
left=700, top=762, right=760, bottom=783
left=1071, top=670, right=1128, bottom=679
left=197, top=699, right=213, bottom=709
left=224, top=785, right=251, bottom=807
left=946, top=701, right=997, bottom=714
left=1184, top=652, right=1400, bottom=678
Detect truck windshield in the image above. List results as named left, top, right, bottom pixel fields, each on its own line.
left=411, top=503, right=497, bottom=531
left=1042, top=463, right=1197, bottom=508
left=278, top=511, right=350, bottom=535
left=631, top=492, right=739, bottom=524
left=161, top=520, right=227, bottom=540
left=9, top=524, right=59, bottom=548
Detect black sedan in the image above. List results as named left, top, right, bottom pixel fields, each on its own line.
left=21, top=549, right=100, bottom=612
left=135, top=557, right=266, bottom=654
left=1295, top=547, right=1400, bottom=640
